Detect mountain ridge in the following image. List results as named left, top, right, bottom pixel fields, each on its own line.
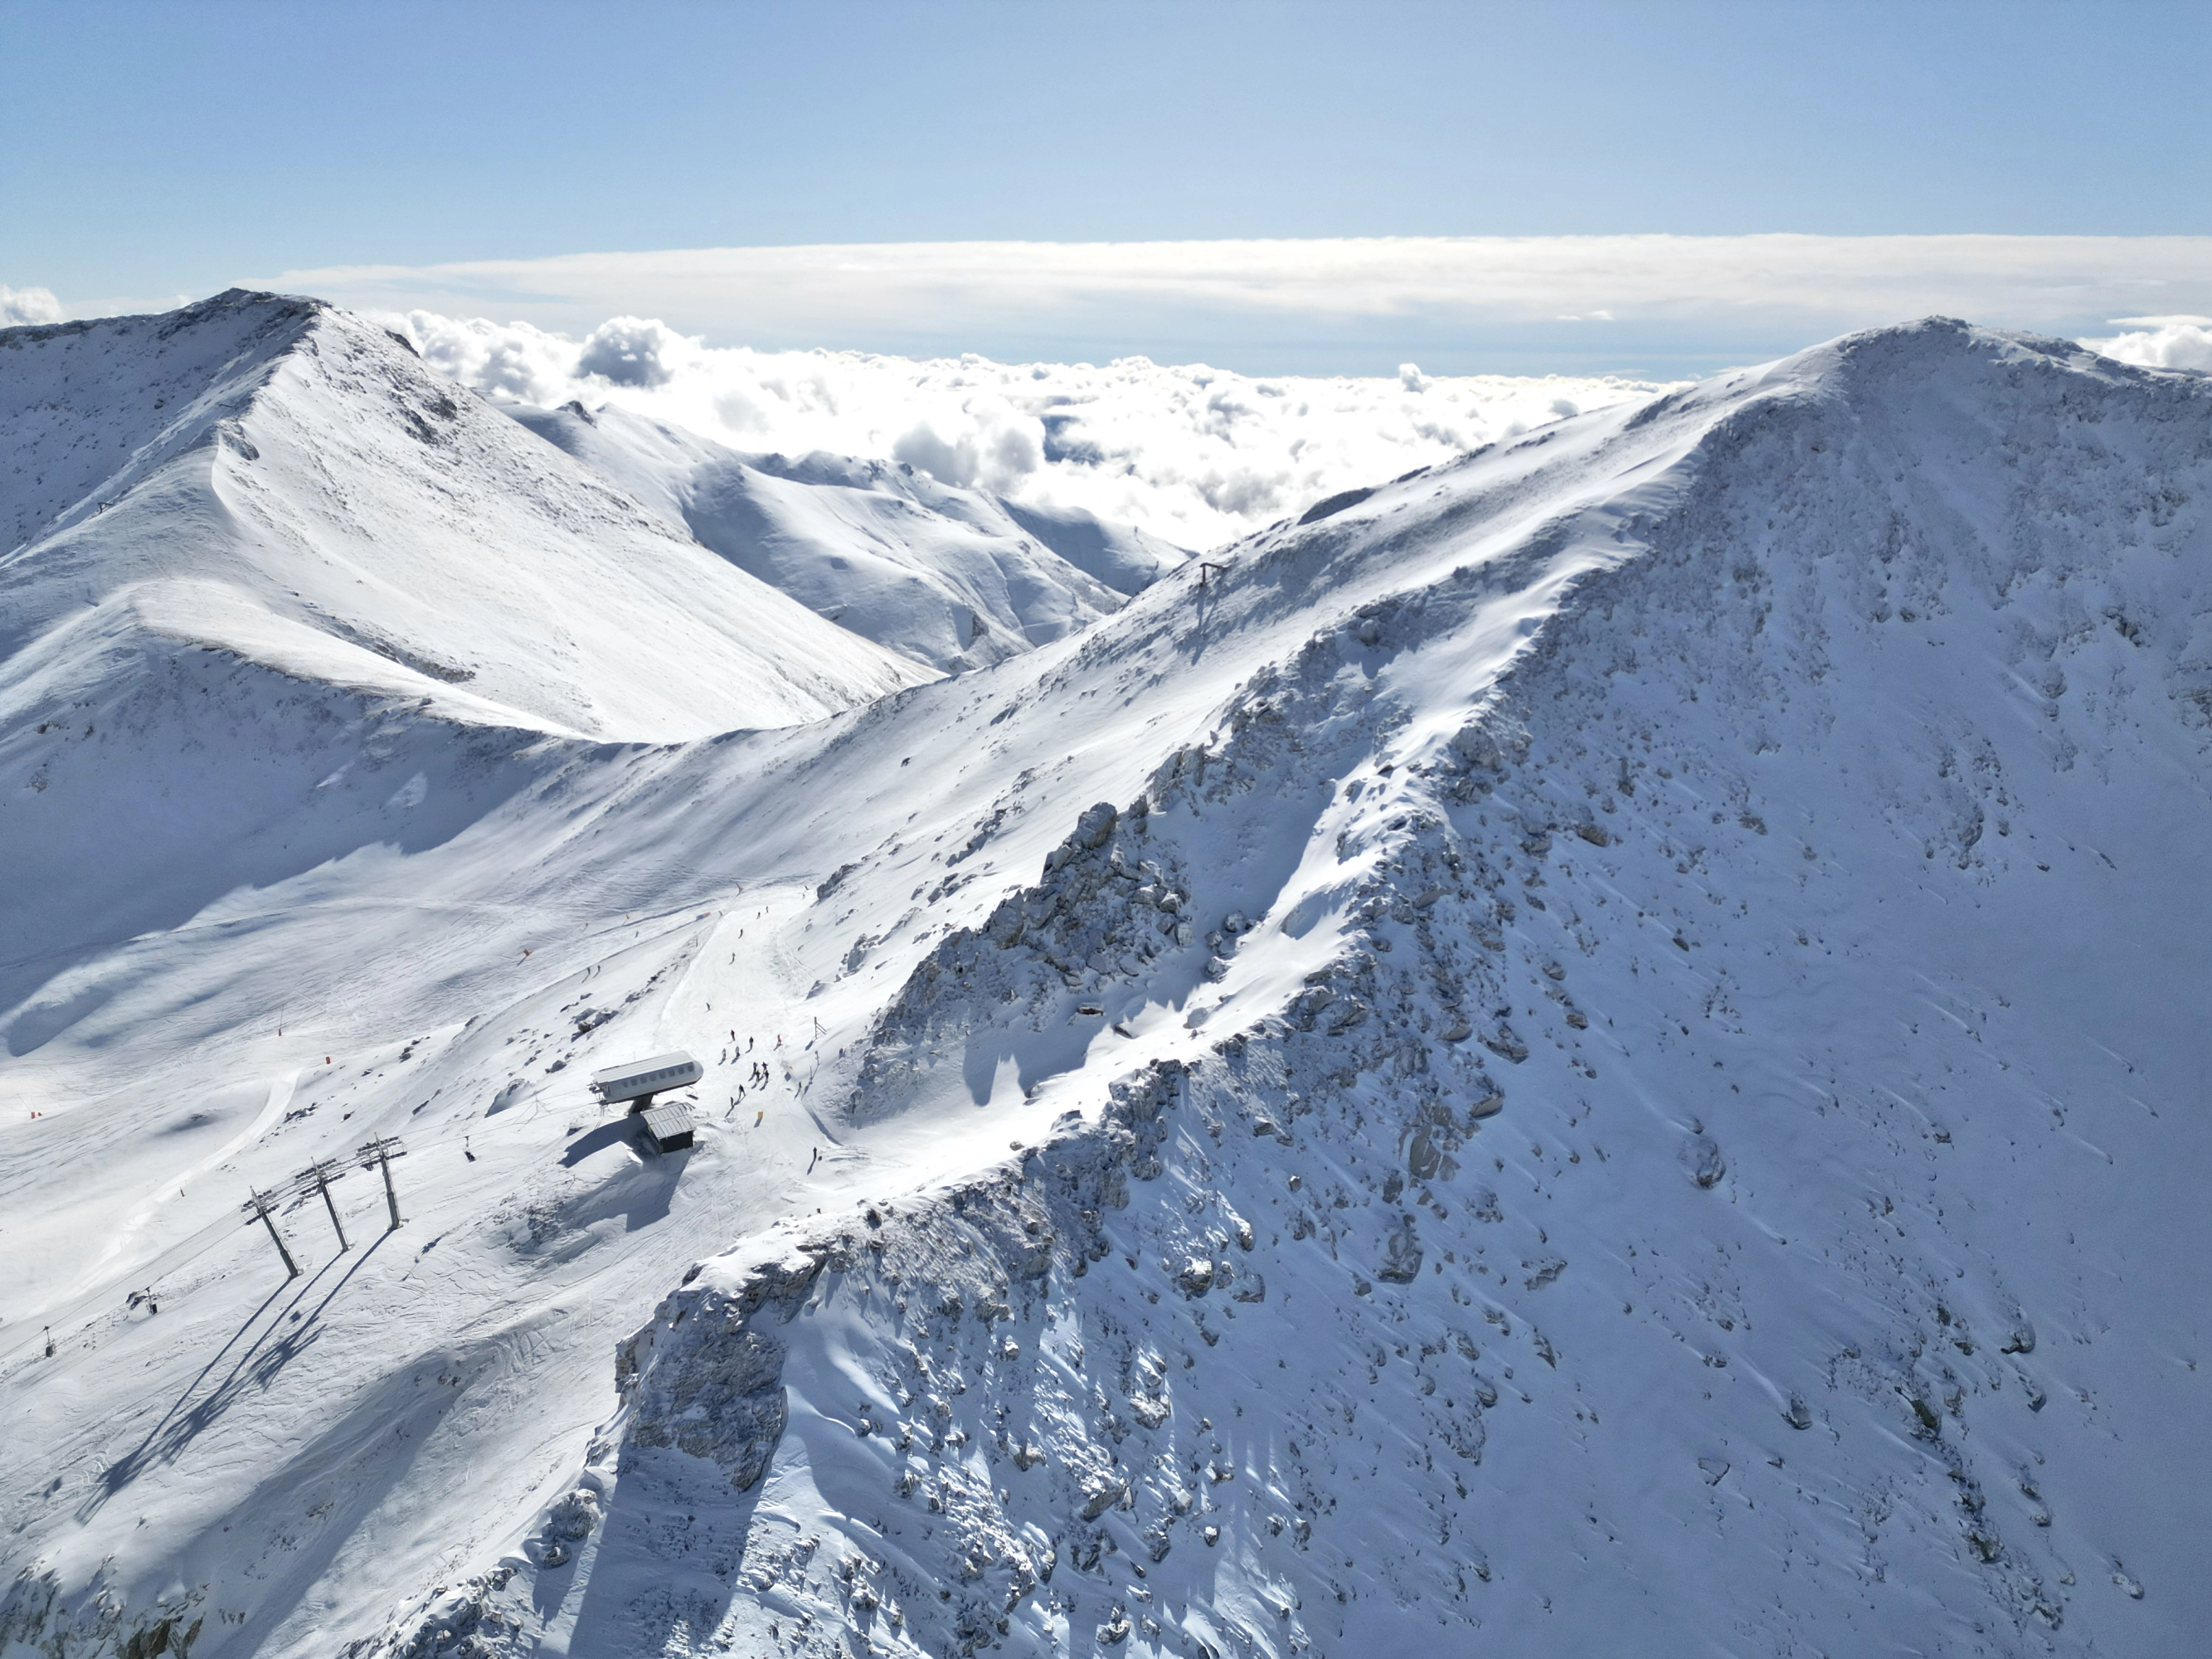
left=505, top=398, right=1183, bottom=676
left=2, top=314, right=2208, bottom=1659
left=2, top=289, right=934, bottom=745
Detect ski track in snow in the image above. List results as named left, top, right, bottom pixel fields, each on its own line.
left=71, top=1070, right=302, bottom=1301
left=2, top=301, right=2210, bottom=1659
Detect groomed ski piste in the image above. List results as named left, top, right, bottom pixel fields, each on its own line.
left=3, top=295, right=2209, bottom=1659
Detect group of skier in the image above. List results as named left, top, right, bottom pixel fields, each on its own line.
left=716, top=1030, right=790, bottom=1121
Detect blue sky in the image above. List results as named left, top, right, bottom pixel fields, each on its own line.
left=4, top=0, right=2207, bottom=374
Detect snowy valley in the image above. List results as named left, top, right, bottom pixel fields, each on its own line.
left=2, top=294, right=2209, bottom=1659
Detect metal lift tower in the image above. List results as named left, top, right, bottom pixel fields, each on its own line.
left=357, top=1136, right=408, bottom=1230
left=294, top=1157, right=351, bottom=1251
left=242, top=1188, right=301, bottom=1277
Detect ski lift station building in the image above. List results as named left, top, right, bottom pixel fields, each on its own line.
left=636, top=1102, right=695, bottom=1154
left=591, top=1051, right=702, bottom=1107
left=592, top=1051, right=702, bottom=1153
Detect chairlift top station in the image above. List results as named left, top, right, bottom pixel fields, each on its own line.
left=591, top=1050, right=702, bottom=1152
left=590, top=1051, right=702, bottom=1107
left=237, top=1047, right=704, bottom=1283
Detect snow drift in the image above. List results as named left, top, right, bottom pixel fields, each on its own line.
left=3, top=314, right=2210, bottom=1659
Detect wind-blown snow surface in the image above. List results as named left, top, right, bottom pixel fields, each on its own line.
left=505, top=401, right=1181, bottom=675
left=5, top=319, right=2211, bottom=1659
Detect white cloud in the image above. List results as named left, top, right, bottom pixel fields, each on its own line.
left=275, top=236, right=2212, bottom=375
left=2, top=285, right=65, bottom=326
left=576, top=315, right=698, bottom=387
left=2083, top=316, right=2212, bottom=372
left=390, top=308, right=1670, bottom=550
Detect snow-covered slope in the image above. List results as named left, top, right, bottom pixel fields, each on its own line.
left=5, top=319, right=2210, bottom=1659
left=0, top=291, right=930, bottom=746
left=507, top=400, right=1182, bottom=674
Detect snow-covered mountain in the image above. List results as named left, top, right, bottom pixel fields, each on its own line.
left=505, top=400, right=1183, bottom=674
left=4, top=313, right=2209, bottom=1659
left=0, top=291, right=931, bottom=747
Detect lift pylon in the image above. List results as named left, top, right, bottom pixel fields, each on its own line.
left=241, top=1188, right=301, bottom=1277
left=294, top=1158, right=352, bottom=1251
left=356, top=1136, right=408, bottom=1230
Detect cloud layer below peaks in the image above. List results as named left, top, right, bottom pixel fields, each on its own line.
left=394, top=309, right=1665, bottom=551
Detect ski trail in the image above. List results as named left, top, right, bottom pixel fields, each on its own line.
left=67, top=1067, right=300, bottom=1299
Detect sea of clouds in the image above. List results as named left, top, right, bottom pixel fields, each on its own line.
left=12, top=265, right=2205, bottom=552
left=389, top=309, right=1670, bottom=550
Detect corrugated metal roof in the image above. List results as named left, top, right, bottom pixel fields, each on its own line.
left=639, top=1102, right=694, bottom=1151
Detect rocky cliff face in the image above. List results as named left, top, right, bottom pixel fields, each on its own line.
left=571, top=325, right=2212, bottom=1657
